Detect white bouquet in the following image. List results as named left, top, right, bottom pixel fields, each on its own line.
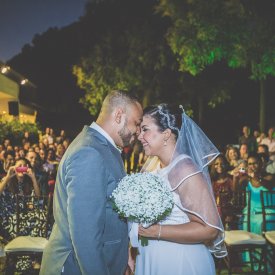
left=111, top=172, right=174, bottom=245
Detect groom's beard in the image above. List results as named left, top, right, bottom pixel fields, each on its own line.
left=118, top=119, right=134, bottom=147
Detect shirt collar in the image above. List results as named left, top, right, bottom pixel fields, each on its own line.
left=90, top=122, right=122, bottom=153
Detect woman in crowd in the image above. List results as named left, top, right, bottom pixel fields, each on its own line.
left=235, top=154, right=275, bottom=234
left=225, top=145, right=240, bottom=174
left=55, top=144, right=65, bottom=163
left=0, top=158, right=40, bottom=241
left=210, top=154, right=234, bottom=225
left=0, top=157, right=40, bottom=196
left=0, top=150, right=15, bottom=178
left=239, top=143, right=249, bottom=161
left=26, top=151, right=49, bottom=196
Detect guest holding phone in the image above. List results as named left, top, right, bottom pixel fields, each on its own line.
left=0, top=157, right=40, bottom=196
left=0, top=158, right=41, bottom=242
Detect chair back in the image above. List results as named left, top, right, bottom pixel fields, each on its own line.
left=14, top=194, right=53, bottom=238
left=223, top=190, right=251, bottom=231
left=260, top=190, right=275, bottom=232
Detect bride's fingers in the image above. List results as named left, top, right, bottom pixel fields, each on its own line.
left=138, top=225, right=155, bottom=237
left=138, top=225, right=144, bottom=233
left=138, top=226, right=147, bottom=236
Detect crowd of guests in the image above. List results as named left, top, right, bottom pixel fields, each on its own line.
left=0, top=124, right=274, bottom=259
left=0, top=128, right=69, bottom=242
left=0, top=127, right=70, bottom=271
left=210, top=125, right=275, bottom=234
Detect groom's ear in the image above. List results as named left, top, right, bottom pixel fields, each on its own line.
left=114, top=107, right=125, bottom=124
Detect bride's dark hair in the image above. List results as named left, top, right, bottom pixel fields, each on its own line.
left=143, top=104, right=183, bottom=139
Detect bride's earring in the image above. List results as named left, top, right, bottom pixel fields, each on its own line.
left=164, top=140, right=167, bottom=146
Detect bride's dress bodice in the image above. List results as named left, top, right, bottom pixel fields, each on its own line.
left=160, top=192, right=190, bottom=225
left=155, top=169, right=190, bottom=226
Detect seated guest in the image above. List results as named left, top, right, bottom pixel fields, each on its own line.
left=230, top=159, right=249, bottom=192
left=55, top=144, right=65, bottom=162
left=210, top=154, right=234, bottom=225
left=17, top=148, right=26, bottom=160
left=62, top=138, right=71, bottom=150
left=266, top=160, right=275, bottom=175
left=21, top=131, right=31, bottom=146
left=55, top=129, right=66, bottom=145
left=42, top=148, right=58, bottom=174
left=26, top=151, right=49, bottom=196
left=235, top=154, right=275, bottom=234
left=39, top=148, right=47, bottom=165
left=0, top=150, right=15, bottom=178
left=0, top=157, right=40, bottom=196
left=238, top=125, right=257, bottom=153
left=0, top=158, right=41, bottom=241
left=225, top=145, right=240, bottom=174
left=258, top=144, right=275, bottom=174
left=239, top=143, right=249, bottom=160
left=261, top=126, right=275, bottom=161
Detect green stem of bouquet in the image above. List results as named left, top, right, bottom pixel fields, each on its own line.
left=140, top=236, right=148, bottom=246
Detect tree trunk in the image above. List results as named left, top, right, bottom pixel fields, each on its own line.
left=197, top=95, right=204, bottom=125
left=142, top=89, right=151, bottom=108
left=259, top=79, right=266, bottom=133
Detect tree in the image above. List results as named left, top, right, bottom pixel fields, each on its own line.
left=72, top=0, right=182, bottom=115
left=0, top=119, right=40, bottom=145
left=157, top=0, right=275, bottom=131
left=8, top=24, right=92, bottom=135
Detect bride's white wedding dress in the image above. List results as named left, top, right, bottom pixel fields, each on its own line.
left=134, top=170, right=216, bottom=275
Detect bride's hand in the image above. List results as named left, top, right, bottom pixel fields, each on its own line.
left=138, top=224, right=159, bottom=239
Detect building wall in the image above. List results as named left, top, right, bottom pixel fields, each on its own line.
left=0, top=73, right=19, bottom=98
left=0, top=73, right=36, bottom=123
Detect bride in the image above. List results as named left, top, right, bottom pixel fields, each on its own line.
left=129, top=104, right=227, bottom=275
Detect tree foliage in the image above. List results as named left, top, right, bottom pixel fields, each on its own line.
left=72, top=0, right=182, bottom=115
left=0, top=119, right=40, bottom=145
left=157, top=0, right=275, bottom=130
left=157, top=0, right=275, bottom=79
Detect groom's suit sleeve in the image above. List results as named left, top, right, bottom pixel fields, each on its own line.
left=65, top=147, right=109, bottom=275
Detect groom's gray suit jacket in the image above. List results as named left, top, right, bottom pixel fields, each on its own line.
left=40, top=126, right=128, bottom=275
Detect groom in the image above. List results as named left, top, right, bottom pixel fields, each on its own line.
left=40, top=90, right=143, bottom=275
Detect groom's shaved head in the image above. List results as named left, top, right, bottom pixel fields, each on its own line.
left=101, top=90, right=139, bottom=115
left=96, top=89, right=142, bottom=148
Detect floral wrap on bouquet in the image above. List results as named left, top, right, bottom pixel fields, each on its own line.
left=111, top=172, right=174, bottom=246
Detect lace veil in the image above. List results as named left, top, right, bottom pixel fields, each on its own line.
left=141, top=106, right=227, bottom=258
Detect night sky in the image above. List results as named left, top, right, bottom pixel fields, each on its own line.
left=0, top=0, right=87, bottom=62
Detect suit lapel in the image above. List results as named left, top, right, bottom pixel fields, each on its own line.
left=86, top=126, right=126, bottom=178
left=109, top=145, right=125, bottom=176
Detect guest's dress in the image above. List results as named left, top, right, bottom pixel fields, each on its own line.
left=242, top=181, right=275, bottom=234
left=134, top=169, right=216, bottom=275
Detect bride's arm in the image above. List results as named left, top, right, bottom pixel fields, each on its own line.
left=138, top=214, right=218, bottom=244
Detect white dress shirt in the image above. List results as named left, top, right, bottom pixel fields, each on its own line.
left=90, top=122, right=122, bottom=153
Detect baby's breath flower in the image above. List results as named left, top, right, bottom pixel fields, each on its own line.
left=111, top=172, right=174, bottom=224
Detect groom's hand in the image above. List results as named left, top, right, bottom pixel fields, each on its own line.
left=125, top=246, right=137, bottom=274
left=124, top=265, right=133, bottom=275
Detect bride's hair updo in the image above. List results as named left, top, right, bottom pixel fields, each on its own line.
left=143, top=104, right=183, bottom=139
